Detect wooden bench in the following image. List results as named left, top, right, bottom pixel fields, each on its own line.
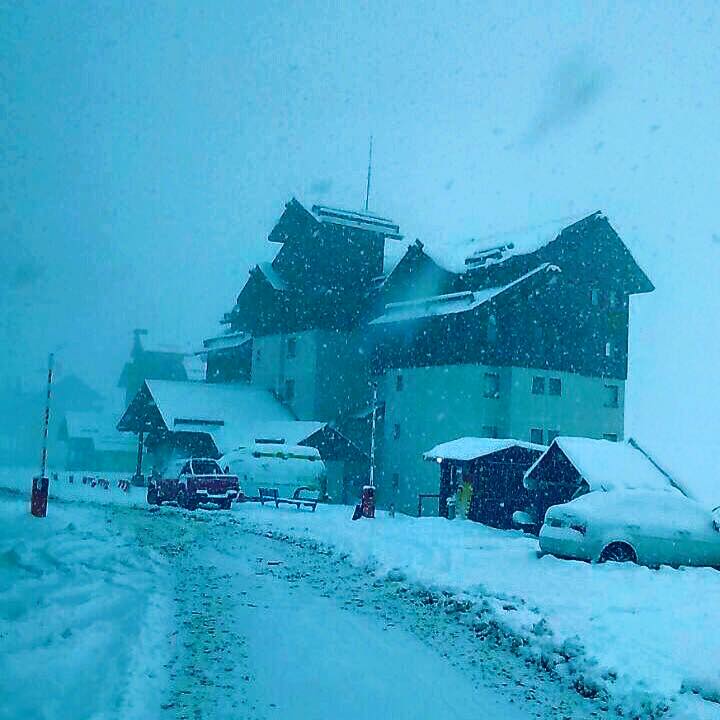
left=258, top=487, right=318, bottom=512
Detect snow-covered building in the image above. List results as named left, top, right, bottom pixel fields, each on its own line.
left=117, top=379, right=366, bottom=499
left=424, top=438, right=545, bottom=527
left=523, top=436, right=684, bottom=523
left=58, top=411, right=137, bottom=472
left=118, top=329, right=206, bottom=406
left=221, top=201, right=653, bottom=515
left=372, top=212, right=654, bottom=514
left=199, top=331, right=253, bottom=384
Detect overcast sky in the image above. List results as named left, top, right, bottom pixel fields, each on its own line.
left=2, top=2, right=719, bottom=457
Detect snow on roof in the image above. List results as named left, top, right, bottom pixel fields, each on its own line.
left=201, top=331, right=251, bottom=353
left=311, top=205, right=402, bottom=238
left=257, top=261, right=287, bottom=291
left=141, top=381, right=332, bottom=455
left=383, top=237, right=409, bottom=276
left=421, top=212, right=597, bottom=274
left=370, top=263, right=558, bottom=325
left=524, top=436, right=681, bottom=494
left=182, top=355, right=206, bottom=381
left=63, top=411, right=136, bottom=453
left=424, top=437, right=545, bottom=462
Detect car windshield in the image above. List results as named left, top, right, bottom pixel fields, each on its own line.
left=191, top=460, right=222, bottom=475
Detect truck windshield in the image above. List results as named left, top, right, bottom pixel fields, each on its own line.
left=191, top=460, right=222, bottom=475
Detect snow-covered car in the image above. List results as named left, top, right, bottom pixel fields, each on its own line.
left=220, top=442, right=325, bottom=500
left=539, top=490, right=720, bottom=568
left=147, top=458, right=241, bottom=510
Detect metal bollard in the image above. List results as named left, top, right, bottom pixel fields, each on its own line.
left=31, top=477, right=49, bottom=517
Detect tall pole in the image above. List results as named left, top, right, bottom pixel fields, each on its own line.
left=364, top=136, right=373, bottom=213
left=368, top=382, right=377, bottom=488
left=39, top=353, right=54, bottom=478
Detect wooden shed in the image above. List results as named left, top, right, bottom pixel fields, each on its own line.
left=424, top=438, right=545, bottom=528
left=523, top=436, right=683, bottom=525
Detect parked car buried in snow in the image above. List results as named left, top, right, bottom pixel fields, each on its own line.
left=147, top=458, right=241, bottom=510
left=539, top=490, right=720, bottom=568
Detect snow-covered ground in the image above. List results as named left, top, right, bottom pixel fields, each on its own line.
left=2, top=467, right=719, bottom=719
left=0, top=490, right=172, bottom=720
left=237, top=503, right=720, bottom=719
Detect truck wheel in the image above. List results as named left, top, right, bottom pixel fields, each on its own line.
left=146, top=487, right=159, bottom=505
left=176, top=488, right=189, bottom=510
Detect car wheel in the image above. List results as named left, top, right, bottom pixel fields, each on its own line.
left=218, top=498, right=232, bottom=510
left=599, top=542, right=637, bottom=564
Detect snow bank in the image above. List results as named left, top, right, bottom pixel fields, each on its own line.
left=0, top=466, right=147, bottom=509
left=238, top=503, right=720, bottom=719
left=0, top=488, right=171, bottom=719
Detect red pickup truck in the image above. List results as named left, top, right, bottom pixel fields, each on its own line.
left=147, top=458, right=241, bottom=510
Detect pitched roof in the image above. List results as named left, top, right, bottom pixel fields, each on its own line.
left=524, top=437, right=684, bottom=494
left=256, top=261, right=287, bottom=291
left=370, top=263, right=559, bottom=324
left=419, top=213, right=593, bottom=274
left=424, top=437, right=545, bottom=462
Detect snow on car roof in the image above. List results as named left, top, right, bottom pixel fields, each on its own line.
left=525, top=436, right=681, bottom=494
left=424, top=437, right=545, bottom=462
left=549, top=489, right=709, bottom=530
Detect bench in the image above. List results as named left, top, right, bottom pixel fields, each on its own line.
left=258, top=487, right=318, bottom=512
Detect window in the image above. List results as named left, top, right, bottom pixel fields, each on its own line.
left=603, top=433, right=618, bottom=442
left=609, top=290, right=618, bottom=308
left=531, top=376, right=545, bottom=395
left=484, top=372, right=500, bottom=398
left=547, top=429, right=559, bottom=443
left=393, top=423, right=401, bottom=440
left=591, top=288, right=600, bottom=306
left=396, top=373, right=404, bottom=391
left=286, top=337, right=297, bottom=358
left=391, top=473, right=400, bottom=491
left=530, top=428, right=544, bottom=445
left=549, top=377, right=562, bottom=396
left=604, top=384, right=619, bottom=408
left=605, top=341, right=612, bottom=357
left=284, top=378, right=295, bottom=402
left=486, top=314, right=497, bottom=344
left=481, top=425, right=498, bottom=438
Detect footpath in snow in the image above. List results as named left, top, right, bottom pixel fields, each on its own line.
left=2, top=468, right=719, bottom=719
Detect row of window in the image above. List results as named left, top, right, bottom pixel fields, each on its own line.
left=531, top=376, right=562, bottom=396
left=395, top=371, right=619, bottom=407
left=392, top=421, right=619, bottom=445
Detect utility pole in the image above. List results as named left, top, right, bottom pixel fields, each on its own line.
left=368, top=381, right=378, bottom=488
left=31, top=353, right=54, bottom=517
left=364, top=136, right=373, bottom=212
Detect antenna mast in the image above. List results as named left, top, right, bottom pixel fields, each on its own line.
left=364, top=136, right=373, bottom=212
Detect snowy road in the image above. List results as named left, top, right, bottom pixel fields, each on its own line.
left=0, top=493, right=601, bottom=720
